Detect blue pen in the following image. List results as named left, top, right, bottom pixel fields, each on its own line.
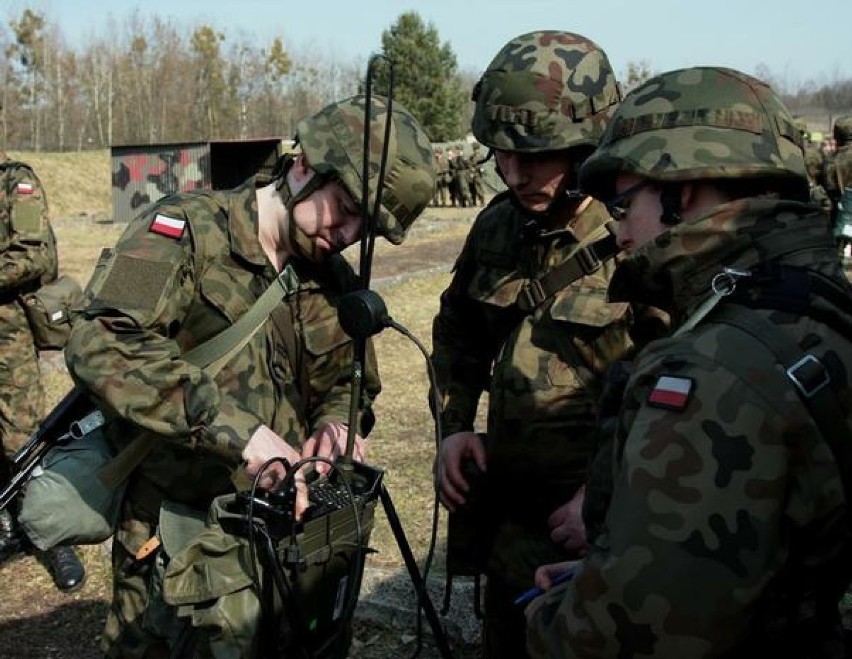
left=513, top=567, right=576, bottom=605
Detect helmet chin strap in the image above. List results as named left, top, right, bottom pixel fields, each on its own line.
left=658, top=184, right=683, bottom=226
left=275, top=157, right=330, bottom=263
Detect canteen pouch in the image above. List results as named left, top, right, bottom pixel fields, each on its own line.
left=20, top=274, right=83, bottom=350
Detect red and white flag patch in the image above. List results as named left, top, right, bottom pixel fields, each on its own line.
left=648, top=375, right=694, bottom=410
left=16, top=182, right=34, bottom=194
left=150, top=214, right=186, bottom=239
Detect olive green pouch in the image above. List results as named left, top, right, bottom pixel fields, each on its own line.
left=162, top=495, right=262, bottom=658
left=20, top=275, right=84, bottom=350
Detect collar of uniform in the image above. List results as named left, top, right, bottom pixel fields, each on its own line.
left=608, top=198, right=834, bottom=320
left=570, top=197, right=612, bottom=241
left=226, top=177, right=268, bottom=269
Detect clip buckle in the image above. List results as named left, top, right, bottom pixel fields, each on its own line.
left=575, top=246, right=602, bottom=275
left=519, top=280, right=546, bottom=311
left=786, top=354, right=831, bottom=399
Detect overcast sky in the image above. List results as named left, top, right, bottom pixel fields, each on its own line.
left=6, top=0, right=851, bottom=88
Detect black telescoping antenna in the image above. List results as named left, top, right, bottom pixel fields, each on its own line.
left=358, top=54, right=394, bottom=291
left=339, top=54, right=396, bottom=468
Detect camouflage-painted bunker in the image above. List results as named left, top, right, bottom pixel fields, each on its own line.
left=110, top=138, right=284, bottom=222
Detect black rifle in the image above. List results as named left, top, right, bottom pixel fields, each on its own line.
left=0, top=387, right=93, bottom=511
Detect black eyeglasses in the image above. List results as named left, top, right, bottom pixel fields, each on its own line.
left=603, top=180, right=650, bottom=221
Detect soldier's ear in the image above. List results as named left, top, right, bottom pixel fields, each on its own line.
left=287, top=154, right=317, bottom=196
left=293, top=154, right=317, bottom=181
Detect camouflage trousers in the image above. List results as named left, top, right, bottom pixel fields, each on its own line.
left=0, top=301, right=44, bottom=459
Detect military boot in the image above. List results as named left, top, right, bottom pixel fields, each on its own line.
left=0, top=508, right=26, bottom=564
left=47, top=546, right=86, bottom=592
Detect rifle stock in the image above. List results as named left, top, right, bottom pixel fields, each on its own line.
left=0, top=387, right=93, bottom=510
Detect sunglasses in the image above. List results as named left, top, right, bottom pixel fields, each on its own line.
left=603, top=180, right=651, bottom=220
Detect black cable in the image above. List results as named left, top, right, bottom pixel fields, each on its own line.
left=387, top=318, right=446, bottom=659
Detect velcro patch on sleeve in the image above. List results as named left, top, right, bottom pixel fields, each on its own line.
left=149, top=214, right=186, bottom=239
left=16, top=182, right=35, bottom=195
left=647, top=375, right=694, bottom=411
left=96, top=254, right=178, bottom=310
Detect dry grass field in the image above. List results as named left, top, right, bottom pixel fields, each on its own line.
left=0, top=150, right=485, bottom=658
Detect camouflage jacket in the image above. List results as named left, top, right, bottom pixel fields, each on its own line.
left=66, top=177, right=380, bottom=519
left=527, top=199, right=852, bottom=658
left=432, top=195, right=634, bottom=586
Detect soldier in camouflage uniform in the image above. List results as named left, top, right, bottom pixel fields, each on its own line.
left=64, top=96, right=436, bottom=658
left=824, top=115, right=852, bottom=257
left=527, top=67, right=852, bottom=658
left=450, top=144, right=472, bottom=207
left=467, top=142, right=487, bottom=206
left=433, top=147, right=451, bottom=207
left=794, top=117, right=832, bottom=213
left=431, top=32, right=632, bottom=659
left=0, top=152, right=86, bottom=590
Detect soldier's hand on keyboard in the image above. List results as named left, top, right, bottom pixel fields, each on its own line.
left=302, top=421, right=366, bottom=475
left=242, top=424, right=309, bottom=519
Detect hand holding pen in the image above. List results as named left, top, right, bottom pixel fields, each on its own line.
left=514, top=564, right=577, bottom=605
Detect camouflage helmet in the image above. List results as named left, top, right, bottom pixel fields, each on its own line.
left=580, top=67, right=809, bottom=200
left=296, top=94, right=436, bottom=245
left=834, top=115, right=852, bottom=145
left=471, top=30, right=621, bottom=153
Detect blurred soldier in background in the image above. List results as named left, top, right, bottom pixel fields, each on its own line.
left=432, top=31, right=632, bottom=659
left=824, top=115, right=852, bottom=258
left=434, top=147, right=451, bottom=207
left=63, top=96, right=436, bottom=658
left=794, top=116, right=831, bottom=212
left=450, top=144, right=472, bottom=207
left=527, top=66, right=852, bottom=659
left=467, top=142, right=486, bottom=206
left=0, top=151, right=86, bottom=592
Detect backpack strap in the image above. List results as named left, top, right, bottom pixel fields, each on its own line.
left=708, top=302, right=852, bottom=527
left=98, top=264, right=301, bottom=488
left=516, top=230, right=619, bottom=312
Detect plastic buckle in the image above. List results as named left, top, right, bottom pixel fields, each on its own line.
left=519, top=280, right=546, bottom=311
left=576, top=246, right=602, bottom=275
left=786, top=354, right=831, bottom=399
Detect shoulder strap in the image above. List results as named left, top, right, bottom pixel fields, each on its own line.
left=98, top=264, right=301, bottom=489
left=517, top=230, right=619, bottom=312
left=183, top=263, right=299, bottom=375
left=709, top=303, right=852, bottom=527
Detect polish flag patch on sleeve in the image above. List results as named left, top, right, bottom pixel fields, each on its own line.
left=149, top=214, right=186, bottom=239
left=647, top=375, right=694, bottom=410
left=16, top=182, right=35, bottom=194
